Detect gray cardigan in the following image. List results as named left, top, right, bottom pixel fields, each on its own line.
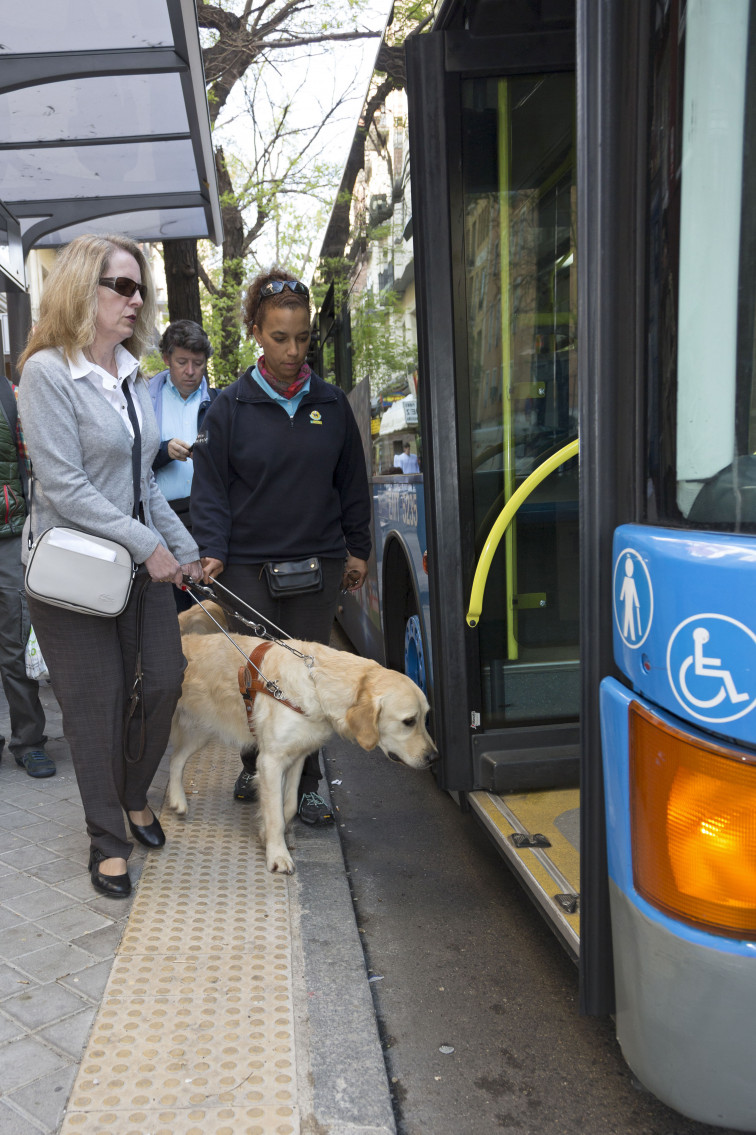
left=19, top=347, right=199, bottom=567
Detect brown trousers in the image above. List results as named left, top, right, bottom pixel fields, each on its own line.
left=27, top=572, right=185, bottom=860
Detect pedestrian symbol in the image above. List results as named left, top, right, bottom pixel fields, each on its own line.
left=667, top=614, right=756, bottom=724
left=613, top=548, right=653, bottom=649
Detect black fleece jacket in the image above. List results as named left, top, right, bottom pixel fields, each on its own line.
left=190, top=368, right=371, bottom=565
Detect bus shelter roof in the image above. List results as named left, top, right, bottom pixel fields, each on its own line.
left=0, top=0, right=222, bottom=289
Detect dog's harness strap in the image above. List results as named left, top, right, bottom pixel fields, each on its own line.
left=238, top=642, right=305, bottom=732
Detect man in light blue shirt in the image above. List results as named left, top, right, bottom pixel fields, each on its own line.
left=395, top=441, right=421, bottom=473
left=148, top=320, right=216, bottom=608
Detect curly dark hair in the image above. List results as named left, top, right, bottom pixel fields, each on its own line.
left=242, top=267, right=310, bottom=335
left=158, top=319, right=213, bottom=358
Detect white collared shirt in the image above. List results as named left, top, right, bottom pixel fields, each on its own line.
left=68, top=345, right=143, bottom=438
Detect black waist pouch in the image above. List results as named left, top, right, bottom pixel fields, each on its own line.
left=263, top=556, right=322, bottom=596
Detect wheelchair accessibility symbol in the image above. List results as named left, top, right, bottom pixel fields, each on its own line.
left=613, top=548, right=653, bottom=649
left=667, top=614, right=756, bottom=724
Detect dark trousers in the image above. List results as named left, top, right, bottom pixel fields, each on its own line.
left=219, top=558, right=344, bottom=795
left=0, top=536, right=46, bottom=756
left=27, top=573, right=185, bottom=860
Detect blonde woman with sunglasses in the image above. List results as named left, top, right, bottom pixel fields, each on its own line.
left=18, top=234, right=202, bottom=899
left=190, top=266, right=371, bottom=825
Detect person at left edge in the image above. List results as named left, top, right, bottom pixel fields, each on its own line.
left=0, top=374, right=51, bottom=778
left=148, top=320, right=217, bottom=611
left=18, top=233, right=203, bottom=900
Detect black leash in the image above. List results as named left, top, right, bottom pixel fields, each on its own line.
left=123, top=574, right=151, bottom=764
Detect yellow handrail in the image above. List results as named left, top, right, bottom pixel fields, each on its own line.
left=466, top=438, right=579, bottom=628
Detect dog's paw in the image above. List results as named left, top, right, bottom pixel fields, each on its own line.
left=167, top=789, right=188, bottom=815
left=267, top=849, right=295, bottom=874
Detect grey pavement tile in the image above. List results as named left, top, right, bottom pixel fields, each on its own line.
left=36, top=905, right=112, bottom=942
left=55, top=875, right=100, bottom=903
left=20, top=819, right=78, bottom=843
left=1, top=786, right=61, bottom=809
left=0, top=1100, right=45, bottom=1135
left=0, top=922, right=59, bottom=960
left=0, top=1008, right=24, bottom=1043
left=0, top=872, right=45, bottom=902
left=38, top=1005, right=97, bottom=1059
left=0, top=905, right=24, bottom=932
left=12, top=941, right=95, bottom=983
left=0, top=1034, right=69, bottom=1092
left=0, top=962, right=39, bottom=1001
left=66, top=920, right=125, bottom=959
left=0, top=808, right=39, bottom=832
left=8, top=1062, right=77, bottom=1132
left=0, top=845, right=59, bottom=871
left=86, top=892, right=137, bottom=920
left=25, top=801, right=84, bottom=827
left=27, top=858, right=87, bottom=886
left=3, top=981, right=89, bottom=1030
left=0, top=833, right=36, bottom=856
left=59, top=958, right=114, bottom=1002
left=34, top=834, right=89, bottom=862
left=4, top=886, right=78, bottom=921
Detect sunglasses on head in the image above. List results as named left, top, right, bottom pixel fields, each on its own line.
left=260, top=279, right=309, bottom=299
left=99, top=276, right=148, bottom=301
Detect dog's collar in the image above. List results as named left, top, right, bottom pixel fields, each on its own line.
left=238, top=641, right=305, bottom=733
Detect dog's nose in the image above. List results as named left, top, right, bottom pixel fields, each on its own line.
left=426, top=748, right=440, bottom=765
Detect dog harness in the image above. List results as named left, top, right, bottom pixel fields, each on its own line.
left=238, top=641, right=305, bottom=733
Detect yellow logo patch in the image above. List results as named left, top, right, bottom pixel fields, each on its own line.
left=309, top=410, right=322, bottom=425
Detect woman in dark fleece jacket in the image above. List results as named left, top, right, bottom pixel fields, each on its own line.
left=190, top=267, right=371, bottom=824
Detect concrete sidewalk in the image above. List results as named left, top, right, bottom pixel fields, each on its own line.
left=0, top=683, right=394, bottom=1134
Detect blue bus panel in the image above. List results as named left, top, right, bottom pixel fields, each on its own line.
left=612, top=523, right=756, bottom=749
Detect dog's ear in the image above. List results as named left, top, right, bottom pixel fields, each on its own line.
left=345, top=675, right=381, bottom=751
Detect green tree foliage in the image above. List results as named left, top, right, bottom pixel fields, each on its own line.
left=183, top=0, right=384, bottom=386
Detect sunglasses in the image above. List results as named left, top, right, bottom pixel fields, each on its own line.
left=260, top=279, right=309, bottom=299
left=99, top=276, right=148, bottom=301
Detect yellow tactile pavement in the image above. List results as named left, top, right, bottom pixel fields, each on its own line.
left=60, top=742, right=303, bottom=1135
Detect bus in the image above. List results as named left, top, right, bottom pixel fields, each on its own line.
left=318, top=0, right=756, bottom=1129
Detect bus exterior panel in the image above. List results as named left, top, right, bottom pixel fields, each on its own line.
left=601, top=677, right=756, bottom=1129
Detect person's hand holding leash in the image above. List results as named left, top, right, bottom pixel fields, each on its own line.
left=144, top=543, right=184, bottom=585
left=201, top=556, right=225, bottom=583
left=342, top=555, right=368, bottom=592
left=181, top=560, right=203, bottom=585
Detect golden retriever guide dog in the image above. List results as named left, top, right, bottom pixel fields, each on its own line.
left=167, top=630, right=438, bottom=873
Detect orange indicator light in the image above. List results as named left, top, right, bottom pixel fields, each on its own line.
left=630, top=701, right=756, bottom=939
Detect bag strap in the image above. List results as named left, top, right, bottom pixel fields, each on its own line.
left=121, top=379, right=142, bottom=519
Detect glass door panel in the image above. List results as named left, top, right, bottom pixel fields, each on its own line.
left=461, top=73, right=579, bottom=728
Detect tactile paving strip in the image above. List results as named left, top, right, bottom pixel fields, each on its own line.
left=60, top=742, right=301, bottom=1135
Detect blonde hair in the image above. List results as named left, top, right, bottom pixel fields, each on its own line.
left=18, top=233, right=157, bottom=372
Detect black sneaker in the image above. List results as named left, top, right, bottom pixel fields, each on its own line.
left=233, top=768, right=258, bottom=802
left=298, top=792, right=334, bottom=826
left=15, top=750, right=55, bottom=778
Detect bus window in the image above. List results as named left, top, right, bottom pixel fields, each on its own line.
left=461, top=73, right=578, bottom=726
left=649, top=0, right=756, bottom=529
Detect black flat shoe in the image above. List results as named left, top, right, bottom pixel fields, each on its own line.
left=127, top=811, right=166, bottom=849
left=88, top=848, right=131, bottom=899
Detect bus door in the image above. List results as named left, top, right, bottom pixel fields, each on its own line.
left=407, top=25, right=579, bottom=796
left=407, top=21, right=580, bottom=952
left=461, top=71, right=579, bottom=791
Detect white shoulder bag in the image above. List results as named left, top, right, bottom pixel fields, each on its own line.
left=26, top=525, right=136, bottom=617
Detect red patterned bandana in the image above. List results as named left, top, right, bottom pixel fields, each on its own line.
left=257, top=356, right=311, bottom=399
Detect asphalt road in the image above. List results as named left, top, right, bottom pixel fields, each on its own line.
left=323, top=736, right=747, bottom=1135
